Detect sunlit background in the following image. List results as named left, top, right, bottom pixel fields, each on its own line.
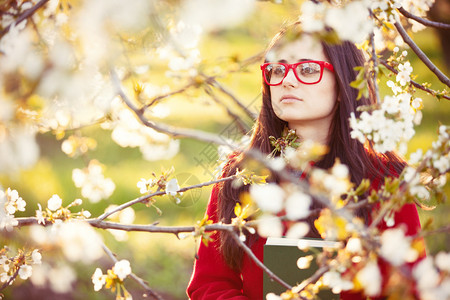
left=1, top=0, right=449, bottom=299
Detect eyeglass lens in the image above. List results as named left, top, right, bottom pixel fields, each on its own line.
left=264, top=62, right=322, bottom=85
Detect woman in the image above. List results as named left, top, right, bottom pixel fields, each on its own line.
left=187, top=23, right=422, bottom=299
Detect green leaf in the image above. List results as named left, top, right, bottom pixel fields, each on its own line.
left=354, top=179, right=371, bottom=196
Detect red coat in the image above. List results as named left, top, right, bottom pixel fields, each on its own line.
left=187, top=184, right=423, bottom=299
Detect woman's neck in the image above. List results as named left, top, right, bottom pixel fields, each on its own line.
left=289, top=121, right=330, bottom=146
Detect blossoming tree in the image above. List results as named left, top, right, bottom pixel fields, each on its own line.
left=0, top=0, right=449, bottom=299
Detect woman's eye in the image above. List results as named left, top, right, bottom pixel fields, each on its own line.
left=273, top=66, right=285, bottom=76
left=300, top=64, right=319, bottom=75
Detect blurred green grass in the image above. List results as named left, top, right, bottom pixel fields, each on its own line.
left=1, top=2, right=450, bottom=299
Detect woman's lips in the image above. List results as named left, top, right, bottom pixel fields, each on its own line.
left=280, top=95, right=302, bottom=103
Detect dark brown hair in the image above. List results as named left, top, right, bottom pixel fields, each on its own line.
left=216, top=24, right=405, bottom=270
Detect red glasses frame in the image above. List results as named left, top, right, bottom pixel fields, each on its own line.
left=260, top=60, right=335, bottom=86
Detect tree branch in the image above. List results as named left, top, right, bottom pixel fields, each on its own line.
left=380, top=59, right=450, bottom=101
left=0, top=0, right=50, bottom=37
left=397, top=7, right=450, bottom=30
left=292, top=266, right=329, bottom=296
left=394, top=16, right=450, bottom=88
left=101, top=244, right=165, bottom=300
left=96, top=174, right=236, bottom=221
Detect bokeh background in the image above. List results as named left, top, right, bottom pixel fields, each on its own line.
left=1, top=0, right=449, bottom=299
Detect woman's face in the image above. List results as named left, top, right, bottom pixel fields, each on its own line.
left=269, top=35, right=337, bottom=139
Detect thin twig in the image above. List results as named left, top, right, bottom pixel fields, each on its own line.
left=143, top=81, right=198, bottom=109
left=101, top=244, right=165, bottom=300
left=292, top=266, right=329, bottom=296
left=397, top=7, right=450, bottom=30
left=97, top=174, right=236, bottom=221
left=89, top=220, right=235, bottom=235
left=228, top=229, right=293, bottom=291
left=0, top=0, right=50, bottom=37
left=203, top=85, right=250, bottom=134
left=205, top=76, right=258, bottom=120
left=379, top=60, right=450, bottom=101
left=394, top=16, right=450, bottom=88
left=415, top=224, right=450, bottom=240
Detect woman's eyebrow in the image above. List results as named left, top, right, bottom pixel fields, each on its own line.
left=277, top=58, right=314, bottom=63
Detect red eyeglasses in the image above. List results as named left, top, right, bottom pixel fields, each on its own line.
left=260, top=61, right=334, bottom=86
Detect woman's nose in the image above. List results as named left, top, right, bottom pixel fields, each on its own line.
left=282, top=68, right=298, bottom=87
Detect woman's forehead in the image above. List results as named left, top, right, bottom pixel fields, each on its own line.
left=266, top=35, right=326, bottom=62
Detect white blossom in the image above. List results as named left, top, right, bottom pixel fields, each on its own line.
left=346, top=237, right=362, bottom=254
left=409, top=149, right=423, bottom=165
left=403, top=166, right=420, bottom=185
left=36, top=204, right=46, bottom=225
left=324, top=1, right=373, bottom=44
left=300, top=1, right=326, bottom=32
left=331, top=163, right=349, bottom=179
left=92, top=268, right=106, bottom=291
left=82, top=210, right=91, bottom=218
left=322, top=271, right=354, bottom=294
left=47, top=194, right=62, bottom=211
left=356, top=261, right=382, bottom=296
left=0, top=189, right=20, bottom=231
left=48, top=264, right=76, bottom=293
left=410, top=185, right=430, bottom=200
left=137, top=178, right=153, bottom=194
left=29, top=263, right=48, bottom=287
left=104, top=205, right=135, bottom=241
left=435, top=252, right=450, bottom=272
left=0, top=125, right=40, bottom=174
left=386, top=80, right=402, bottom=95
left=396, top=62, right=413, bottom=86
left=113, top=259, right=132, bottom=281
left=31, top=250, right=42, bottom=265
left=166, top=178, right=182, bottom=197
left=55, top=221, right=103, bottom=263
left=380, top=228, right=418, bottom=266
left=110, top=105, right=180, bottom=161
left=412, top=98, right=423, bottom=110
left=266, top=293, right=282, bottom=300
left=257, top=215, right=282, bottom=238
left=413, top=257, right=440, bottom=291
left=118, top=207, right=135, bottom=224
left=383, top=214, right=395, bottom=227
left=433, top=155, right=449, bottom=174
left=18, top=264, right=33, bottom=280
left=285, top=222, right=309, bottom=239
left=285, top=192, right=311, bottom=221
left=72, top=160, right=115, bottom=203
left=140, top=139, right=180, bottom=161
left=249, top=183, right=285, bottom=214
left=181, top=0, right=255, bottom=31
left=297, top=255, right=313, bottom=270
left=350, top=93, right=417, bottom=153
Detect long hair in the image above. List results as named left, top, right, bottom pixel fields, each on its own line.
left=216, top=24, right=406, bottom=270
